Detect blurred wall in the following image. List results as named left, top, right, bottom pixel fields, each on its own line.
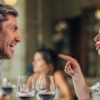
left=26, top=0, right=100, bottom=63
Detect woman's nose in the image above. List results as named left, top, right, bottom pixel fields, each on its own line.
left=94, top=34, right=100, bottom=42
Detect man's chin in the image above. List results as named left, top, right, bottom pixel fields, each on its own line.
left=7, top=53, right=13, bottom=59
left=0, top=49, right=14, bottom=59
left=1, top=53, right=13, bottom=59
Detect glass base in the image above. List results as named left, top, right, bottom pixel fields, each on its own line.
left=20, top=97, right=33, bottom=100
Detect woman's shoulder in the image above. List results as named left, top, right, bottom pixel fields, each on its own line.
left=54, top=70, right=63, bottom=77
left=90, top=82, right=100, bottom=100
left=54, top=70, right=66, bottom=82
left=91, top=82, right=100, bottom=90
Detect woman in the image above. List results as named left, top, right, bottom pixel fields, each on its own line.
left=28, top=48, right=73, bottom=100
left=59, top=32, right=100, bottom=100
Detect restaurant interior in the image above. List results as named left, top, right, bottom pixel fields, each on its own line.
left=0, top=0, right=100, bottom=100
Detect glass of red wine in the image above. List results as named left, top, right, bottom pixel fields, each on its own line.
left=16, top=76, right=35, bottom=100
left=36, top=75, right=56, bottom=100
left=2, top=77, right=13, bottom=95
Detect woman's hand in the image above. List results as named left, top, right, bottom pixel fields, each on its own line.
left=59, top=54, right=82, bottom=77
left=59, top=54, right=91, bottom=100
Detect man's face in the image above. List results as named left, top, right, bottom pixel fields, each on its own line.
left=0, top=15, right=21, bottom=59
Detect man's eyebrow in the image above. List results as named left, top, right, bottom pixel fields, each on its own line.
left=6, top=24, right=18, bottom=29
left=6, top=24, right=12, bottom=28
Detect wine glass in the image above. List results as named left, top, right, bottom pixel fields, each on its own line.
left=2, top=77, right=13, bottom=95
left=36, top=75, right=56, bottom=100
left=16, top=76, right=35, bottom=100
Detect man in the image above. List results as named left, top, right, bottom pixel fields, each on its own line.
left=0, top=4, right=21, bottom=59
left=0, top=4, right=21, bottom=100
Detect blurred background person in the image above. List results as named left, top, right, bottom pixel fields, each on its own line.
left=28, top=48, right=73, bottom=100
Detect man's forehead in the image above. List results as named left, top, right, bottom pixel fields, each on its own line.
left=2, top=15, right=18, bottom=27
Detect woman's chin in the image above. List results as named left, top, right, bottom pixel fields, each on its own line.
left=98, top=50, right=100, bottom=55
left=34, top=70, right=40, bottom=73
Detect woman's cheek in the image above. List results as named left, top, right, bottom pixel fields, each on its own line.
left=35, top=63, right=42, bottom=71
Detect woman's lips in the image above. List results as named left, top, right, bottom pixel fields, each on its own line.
left=95, top=44, right=100, bottom=50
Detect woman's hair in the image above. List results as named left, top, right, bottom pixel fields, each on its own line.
left=35, top=48, right=59, bottom=72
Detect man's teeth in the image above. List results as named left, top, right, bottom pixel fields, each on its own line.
left=10, top=44, right=16, bottom=48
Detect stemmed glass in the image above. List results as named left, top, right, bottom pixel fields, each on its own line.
left=2, top=77, right=13, bottom=95
left=36, top=75, right=56, bottom=100
left=1, top=77, right=13, bottom=100
left=16, top=76, right=35, bottom=100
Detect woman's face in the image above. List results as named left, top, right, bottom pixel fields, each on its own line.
left=94, top=33, right=100, bottom=54
left=32, top=52, right=50, bottom=73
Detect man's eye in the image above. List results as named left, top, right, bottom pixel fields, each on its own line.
left=12, top=27, right=18, bottom=31
left=14, top=26, right=17, bottom=30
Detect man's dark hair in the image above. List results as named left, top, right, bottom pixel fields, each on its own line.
left=0, top=4, right=18, bottom=31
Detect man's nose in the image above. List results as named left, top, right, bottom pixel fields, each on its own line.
left=15, top=33, right=21, bottom=42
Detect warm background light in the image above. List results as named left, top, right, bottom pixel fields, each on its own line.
left=95, top=9, right=100, bottom=20
left=3, top=0, right=17, bottom=6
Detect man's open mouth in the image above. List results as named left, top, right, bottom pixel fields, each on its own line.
left=9, top=43, right=16, bottom=50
